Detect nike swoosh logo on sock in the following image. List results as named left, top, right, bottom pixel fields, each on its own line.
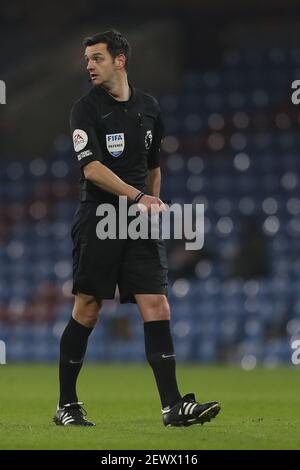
left=161, top=354, right=176, bottom=359
left=69, top=359, right=83, bottom=364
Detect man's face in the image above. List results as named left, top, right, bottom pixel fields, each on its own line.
left=85, top=43, right=119, bottom=86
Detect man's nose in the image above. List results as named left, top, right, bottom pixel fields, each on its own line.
left=86, top=60, right=94, bottom=71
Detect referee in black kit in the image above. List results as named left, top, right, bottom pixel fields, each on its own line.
left=54, top=29, right=220, bottom=427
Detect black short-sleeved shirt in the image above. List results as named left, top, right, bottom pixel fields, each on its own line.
left=70, top=83, right=164, bottom=203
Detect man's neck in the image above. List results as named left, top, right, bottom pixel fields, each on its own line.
left=102, top=75, right=131, bottom=102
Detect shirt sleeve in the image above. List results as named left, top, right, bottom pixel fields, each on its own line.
left=70, top=99, right=103, bottom=169
left=147, top=110, right=164, bottom=170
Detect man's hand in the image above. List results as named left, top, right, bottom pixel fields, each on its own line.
left=137, top=195, right=167, bottom=215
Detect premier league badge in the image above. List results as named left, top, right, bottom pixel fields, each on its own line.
left=145, top=130, right=153, bottom=150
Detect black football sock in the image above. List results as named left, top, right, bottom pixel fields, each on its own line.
left=144, top=320, right=181, bottom=409
left=59, top=317, right=93, bottom=407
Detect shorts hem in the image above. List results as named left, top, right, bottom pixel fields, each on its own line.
left=120, top=287, right=168, bottom=304
left=72, top=285, right=116, bottom=300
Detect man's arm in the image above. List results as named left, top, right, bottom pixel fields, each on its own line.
left=147, top=167, right=161, bottom=197
left=146, top=103, right=164, bottom=203
left=84, top=160, right=140, bottom=201
left=84, top=161, right=165, bottom=213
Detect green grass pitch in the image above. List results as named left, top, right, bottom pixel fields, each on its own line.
left=0, top=364, right=299, bottom=450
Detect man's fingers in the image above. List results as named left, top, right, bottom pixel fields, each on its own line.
left=137, top=202, right=148, bottom=213
left=150, top=202, right=167, bottom=214
left=136, top=197, right=168, bottom=214
left=157, top=199, right=167, bottom=212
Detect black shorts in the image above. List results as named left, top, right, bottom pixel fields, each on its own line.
left=71, top=202, right=168, bottom=303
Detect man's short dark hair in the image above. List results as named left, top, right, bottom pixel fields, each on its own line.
left=83, top=29, right=131, bottom=70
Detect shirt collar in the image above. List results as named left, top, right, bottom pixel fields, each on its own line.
left=97, top=82, right=136, bottom=106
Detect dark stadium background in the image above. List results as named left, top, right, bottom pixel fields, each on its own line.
left=1, top=0, right=300, bottom=369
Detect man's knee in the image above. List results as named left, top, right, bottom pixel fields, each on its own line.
left=72, top=293, right=102, bottom=328
left=157, top=297, right=170, bottom=321
left=136, top=294, right=171, bottom=322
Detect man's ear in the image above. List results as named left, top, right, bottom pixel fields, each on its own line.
left=115, top=54, right=126, bottom=69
